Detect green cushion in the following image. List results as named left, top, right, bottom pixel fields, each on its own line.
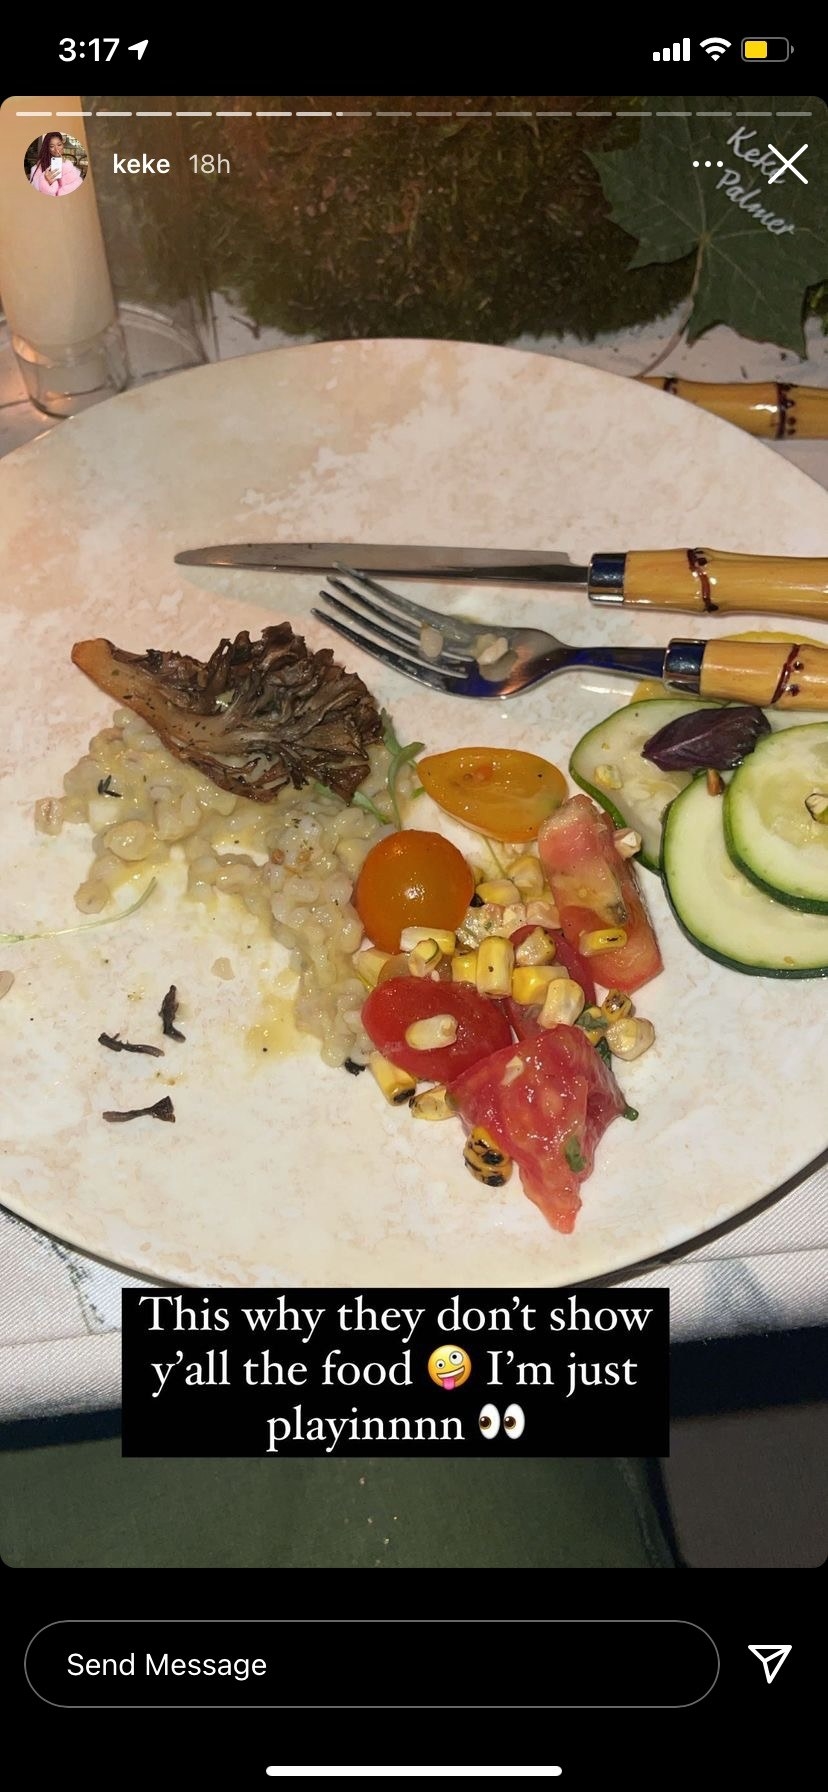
left=0, top=1440, right=673, bottom=1568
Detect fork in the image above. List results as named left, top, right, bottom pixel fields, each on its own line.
left=313, top=569, right=828, bottom=709
left=312, top=568, right=675, bottom=699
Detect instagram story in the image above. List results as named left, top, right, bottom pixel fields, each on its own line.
left=0, top=31, right=824, bottom=1775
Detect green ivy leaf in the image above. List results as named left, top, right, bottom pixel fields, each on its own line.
left=590, top=97, right=828, bottom=352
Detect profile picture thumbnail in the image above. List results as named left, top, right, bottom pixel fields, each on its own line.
left=24, top=130, right=88, bottom=198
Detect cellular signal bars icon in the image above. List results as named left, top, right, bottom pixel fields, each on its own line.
left=653, top=38, right=691, bottom=60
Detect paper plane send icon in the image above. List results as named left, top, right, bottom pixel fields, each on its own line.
left=748, top=1644, right=792, bottom=1684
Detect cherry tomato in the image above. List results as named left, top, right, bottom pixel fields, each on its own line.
left=362, top=978, right=512, bottom=1081
left=354, top=830, right=474, bottom=953
left=417, top=746, right=567, bottom=843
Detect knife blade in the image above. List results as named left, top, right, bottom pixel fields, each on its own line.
left=174, top=541, right=828, bottom=623
left=174, top=542, right=583, bottom=580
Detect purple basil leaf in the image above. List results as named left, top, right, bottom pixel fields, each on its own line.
left=642, top=706, right=770, bottom=772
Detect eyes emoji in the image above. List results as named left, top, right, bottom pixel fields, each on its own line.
left=478, top=1402, right=500, bottom=1438
left=478, top=1402, right=525, bottom=1440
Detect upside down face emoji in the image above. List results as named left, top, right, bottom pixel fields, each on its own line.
left=427, top=1343, right=471, bottom=1391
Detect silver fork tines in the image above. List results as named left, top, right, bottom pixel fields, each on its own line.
left=325, top=577, right=470, bottom=665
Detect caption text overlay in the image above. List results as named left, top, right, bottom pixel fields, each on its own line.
left=122, top=1287, right=669, bottom=1457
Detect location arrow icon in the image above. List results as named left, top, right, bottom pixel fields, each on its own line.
left=748, top=1644, right=792, bottom=1684
left=128, top=39, right=149, bottom=59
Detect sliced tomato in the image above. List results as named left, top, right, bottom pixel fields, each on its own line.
left=449, top=1025, right=627, bottom=1233
left=538, top=795, right=662, bottom=993
left=499, top=995, right=541, bottom=1042
left=417, top=746, right=567, bottom=843
left=362, top=977, right=512, bottom=1083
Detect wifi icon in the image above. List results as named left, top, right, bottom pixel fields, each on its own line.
left=700, top=36, right=731, bottom=59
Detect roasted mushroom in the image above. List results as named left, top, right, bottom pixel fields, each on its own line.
left=71, top=624, right=383, bottom=803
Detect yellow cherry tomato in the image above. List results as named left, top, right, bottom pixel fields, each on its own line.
left=354, top=830, right=474, bottom=953
left=417, top=747, right=567, bottom=843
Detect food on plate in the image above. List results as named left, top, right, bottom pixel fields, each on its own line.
left=38, top=625, right=667, bottom=1238
left=571, top=697, right=824, bottom=876
left=358, top=834, right=658, bottom=1233
left=41, top=695, right=408, bottom=1066
left=462, top=1128, right=513, bottom=1187
left=102, top=1096, right=176, bottom=1124
left=362, top=978, right=512, bottom=1083
left=662, top=775, right=828, bottom=975
left=417, top=746, right=567, bottom=842
left=538, top=796, right=663, bottom=993
left=98, top=1032, right=164, bottom=1058
left=71, top=624, right=383, bottom=802
left=449, top=1026, right=629, bottom=1234
left=353, top=830, right=474, bottom=952
left=723, top=721, right=828, bottom=913
left=569, top=698, right=722, bottom=870
left=642, top=705, right=770, bottom=772
left=160, top=983, right=185, bottom=1041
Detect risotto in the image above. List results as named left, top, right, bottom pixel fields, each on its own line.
left=36, top=709, right=396, bottom=1067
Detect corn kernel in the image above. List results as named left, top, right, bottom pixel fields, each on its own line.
left=464, top=1126, right=508, bottom=1166
left=511, top=964, right=563, bottom=1005
left=515, top=926, right=557, bottom=967
left=476, top=878, right=521, bottom=906
left=606, top=1017, right=656, bottom=1061
left=368, top=1052, right=417, bottom=1104
left=400, top=925, right=456, bottom=955
left=538, top=977, right=585, bottom=1029
left=526, top=897, right=561, bottom=930
left=499, top=903, right=528, bottom=937
left=354, top=947, right=391, bottom=989
left=515, top=927, right=557, bottom=967
left=411, top=1084, right=456, bottom=1121
left=407, top=938, right=444, bottom=977
left=463, top=1127, right=513, bottom=1185
left=601, top=989, right=633, bottom=1021
left=451, top=949, right=479, bottom=983
left=508, top=854, right=545, bottom=897
left=475, top=935, right=515, bottom=997
left=578, top=927, right=628, bottom=956
left=404, top=1013, right=459, bottom=1051
left=613, top=828, right=642, bottom=860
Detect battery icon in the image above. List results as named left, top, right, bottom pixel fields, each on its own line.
left=742, top=37, right=791, bottom=59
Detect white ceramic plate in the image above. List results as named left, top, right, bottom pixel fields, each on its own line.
left=1, top=339, right=826, bottom=1288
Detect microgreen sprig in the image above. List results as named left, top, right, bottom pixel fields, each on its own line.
left=1, top=878, right=157, bottom=945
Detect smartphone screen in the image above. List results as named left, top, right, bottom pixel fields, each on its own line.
left=0, top=26, right=823, bottom=1784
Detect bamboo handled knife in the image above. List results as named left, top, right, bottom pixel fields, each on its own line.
left=175, top=542, right=828, bottom=624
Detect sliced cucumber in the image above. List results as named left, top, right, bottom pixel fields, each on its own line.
left=724, top=722, right=828, bottom=914
left=569, top=700, right=721, bottom=873
left=662, top=775, right=828, bottom=977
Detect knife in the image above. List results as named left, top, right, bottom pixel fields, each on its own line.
left=175, top=542, right=828, bottom=624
